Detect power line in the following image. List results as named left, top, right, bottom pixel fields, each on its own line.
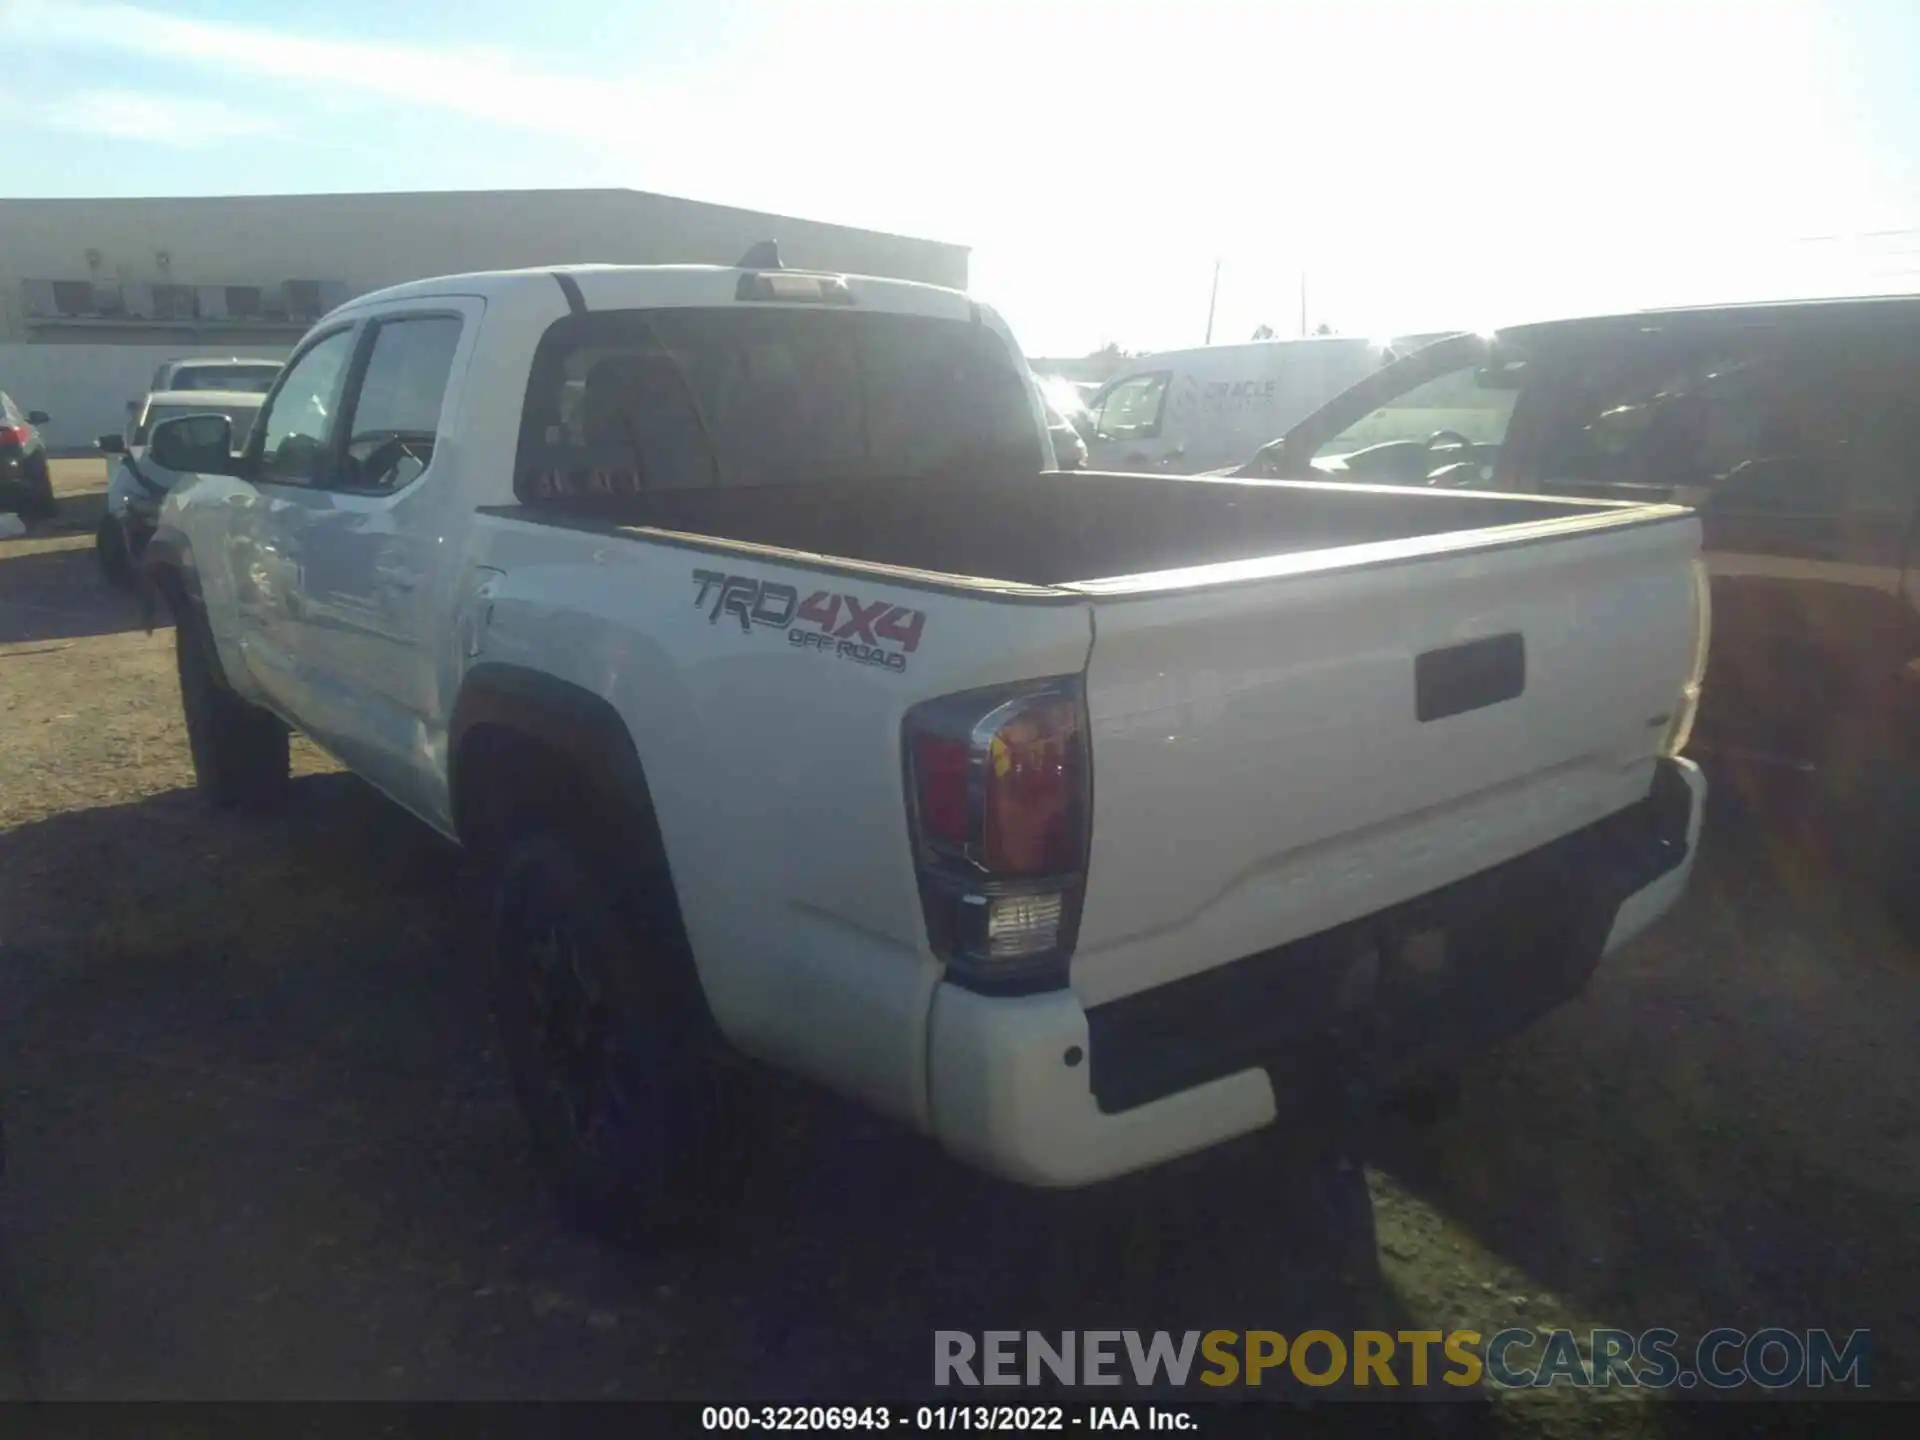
left=1791, top=225, right=1920, bottom=242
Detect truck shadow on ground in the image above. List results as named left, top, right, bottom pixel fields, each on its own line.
left=0, top=774, right=1441, bottom=1403
left=1366, top=794, right=1920, bottom=1398
left=0, top=507, right=155, bottom=647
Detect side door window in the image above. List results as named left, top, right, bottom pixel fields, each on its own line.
left=1094, top=372, right=1171, bottom=440
left=253, top=328, right=358, bottom=485
left=1552, top=348, right=1778, bottom=502
left=333, top=314, right=465, bottom=492
left=1312, top=362, right=1522, bottom=484
left=1702, top=340, right=1920, bottom=555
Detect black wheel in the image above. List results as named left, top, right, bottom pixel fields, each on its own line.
left=175, top=611, right=289, bottom=810
left=1818, top=706, right=1920, bottom=942
left=20, top=458, right=56, bottom=521
left=491, top=829, right=744, bottom=1236
left=96, top=515, right=136, bottom=589
left=1384, top=1068, right=1463, bottom=1126
left=1865, top=756, right=1920, bottom=942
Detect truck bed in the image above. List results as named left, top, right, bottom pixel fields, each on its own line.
left=474, top=458, right=1703, bottom=1093
left=536, top=469, right=1644, bottom=590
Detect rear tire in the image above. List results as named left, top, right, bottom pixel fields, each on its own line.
left=1385, top=1068, right=1463, bottom=1127
left=1863, top=754, right=1920, bottom=942
left=96, top=515, right=136, bottom=589
left=1819, top=705, right=1920, bottom=942
left=175, top=611, right=290, bottom=810
left=490, top=829, right=745, bottom=1236
left=21, top=459, right=56, bottom=521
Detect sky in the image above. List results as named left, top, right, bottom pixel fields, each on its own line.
left=3, top=0, right=1919, bottom=355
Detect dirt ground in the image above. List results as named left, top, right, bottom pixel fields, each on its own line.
left=3, top=461, right=1918, bottom=1428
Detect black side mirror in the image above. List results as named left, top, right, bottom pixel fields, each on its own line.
left=149, top=413, right=236, bottom=474
left=96, top=433, right=126, bottom=454
left=27, top=410, right=50, bottom=425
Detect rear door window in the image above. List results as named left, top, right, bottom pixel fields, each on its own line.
left=1536, top=328, right=1912, bottom=515
left=334, top=314, right=463, bottom=491
left=1551, top=347, right=1783, bottom=497
left=1507, top=318, right=1920, bottom=548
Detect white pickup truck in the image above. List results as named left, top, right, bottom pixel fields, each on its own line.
left=141, top=255, right=1708, bottom=1227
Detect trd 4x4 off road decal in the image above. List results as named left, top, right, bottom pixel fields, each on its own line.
left=691, top=569, right=926, bottom=673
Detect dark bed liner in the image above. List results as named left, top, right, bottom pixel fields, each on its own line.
left=491, top=469, right=1649, bottom=591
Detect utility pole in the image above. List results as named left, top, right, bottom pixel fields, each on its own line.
left=1204, top=258, right=1221, bottom=344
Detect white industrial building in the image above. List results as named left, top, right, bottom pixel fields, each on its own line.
left=0, top=188, right=969, bottom=449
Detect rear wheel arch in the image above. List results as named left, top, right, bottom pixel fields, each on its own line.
left=449, top=664, right=659, bottom=856
left=171, top=567, right=290, bottom=811
left=448, top=662, right=718, bottom=1031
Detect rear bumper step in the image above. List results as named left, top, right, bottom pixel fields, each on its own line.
left=924, top=758, right=1704, bottom=1187
left=1086, top=758, right=1697, bottom=1116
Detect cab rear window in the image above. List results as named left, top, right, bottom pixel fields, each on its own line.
left=514, top=307, right=1042, bottom=503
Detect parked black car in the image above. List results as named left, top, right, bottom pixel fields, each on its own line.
left=0, top=391, right=54, bottom=520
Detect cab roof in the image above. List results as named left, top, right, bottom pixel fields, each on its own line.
left=336, top=262, right=980, bottom=324
left=1500, top=290, right=1920, bottom=341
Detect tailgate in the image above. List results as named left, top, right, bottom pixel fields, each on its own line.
left=1069, top=510, right=1701, bottom=1007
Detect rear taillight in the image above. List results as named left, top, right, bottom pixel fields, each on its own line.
left=903, top=679, right=1091, bottom=994
left=0, top=425, right=30, bottom=445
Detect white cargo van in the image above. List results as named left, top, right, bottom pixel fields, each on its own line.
left=1085, top=335, right=1444, bottom=474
